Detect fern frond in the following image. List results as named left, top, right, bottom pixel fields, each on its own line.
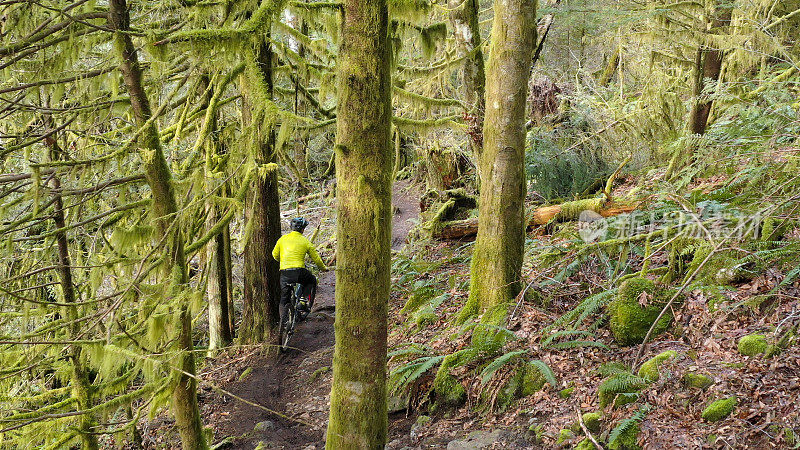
left=388, top=355, right=444, bottom=395
left=547, top=340, right=609, bottom=350
left=480, top=350, right=528, bottom=384
left=608, top=406, right=650, bottom=446
left=529, top=359, right=558, bottom=387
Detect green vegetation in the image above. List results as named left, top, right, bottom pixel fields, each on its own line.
left=738, top=334, right=768, bottom=356
left=701, top=397, right=738, bottom=422
left=637, top=351, right=678, bottom=382
left=607, top=278, right=673, bottom=346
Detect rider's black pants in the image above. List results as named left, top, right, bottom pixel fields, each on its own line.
left=279, top=268, right=317, bottom=310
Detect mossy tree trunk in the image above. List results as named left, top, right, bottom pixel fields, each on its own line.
left=240, top=36, right=282, bottom=346
left=107, top=1, right=206, bottom=448
left=449, top=0, right=486, bottom=161
left=44, top=134, right=99, bottom=450
left=325, top=0, right=392, bottom=448
left=462, top=0, right=537, bottom=320
left=666, top=1, right=732, bottom=178
left=201, top=74, right=233, bottom=352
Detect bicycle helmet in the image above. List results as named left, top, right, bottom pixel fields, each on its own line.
left=290, top=217, right=309, bottom=232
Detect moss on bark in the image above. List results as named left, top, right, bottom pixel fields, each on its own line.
left=464, top=0, right=537, bottom=319
left=108, top=1, right=205, bottom=447
left=325, top=0, right=393, bottom=448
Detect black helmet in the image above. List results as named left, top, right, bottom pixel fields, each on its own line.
left=290, top=217, right=309, bottom=232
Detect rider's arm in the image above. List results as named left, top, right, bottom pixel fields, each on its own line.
left=307, top=244, right=327, bottom=270
left=271, top=239, right=281, bottom=262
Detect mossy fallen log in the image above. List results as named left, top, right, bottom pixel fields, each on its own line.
left=432, top=198, right=638, bottom=239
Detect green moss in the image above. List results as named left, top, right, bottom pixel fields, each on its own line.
left=470, top=303, right=512, bottom=355
left=238, top=367, right=253, bottom=382
left=557, top=429, right=576, bottom=445
left=456, top=292, right=480, bottom=324
left=608, top=421, right=641, bottom=450
left=489, top=365, right=526, bottom=413
left=560, top=386, right=575, bottom=399
left=309, top=366, right=329, bottom=382
left=433, top=348, right=477, bottom=408
left=637, top=350, right=677, bottom=382
left=701, top=397, right=737, bottom=422
left=683, top=372, right=714, bottom=389
left=575, top=438, right=597, bottom=450
left=738, top=334, right=768, bottom=356
left=522, top=362, right=546, bottom=396
left=582, top=413, right=602, bottom=434
left=607, top=277, right=673, bottom=346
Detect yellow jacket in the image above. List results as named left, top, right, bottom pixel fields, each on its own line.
left=271, top=231, right=327, bottom=271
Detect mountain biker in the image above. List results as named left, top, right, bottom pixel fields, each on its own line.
left=271, top=217, right=327, bottom=319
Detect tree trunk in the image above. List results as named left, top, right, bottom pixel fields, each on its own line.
left=202, top=74, right=233, bottom=352
left=107, top=1, right=206, bottom=448
left=45, top=141, right=99, bottom=450
left=462, top=0, right=537, bottom=319
left=325, top=0, right=392, bottom=448
left=449, top=0, right=486, bottom=157
left=599, top=48, right=620, bottom=87
left=666, top=1, right=731, bottom=178
left=240, top=37, right=282, bottom=345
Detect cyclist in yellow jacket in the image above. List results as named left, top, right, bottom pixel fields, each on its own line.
left=272, top=217, right=327, bottom=315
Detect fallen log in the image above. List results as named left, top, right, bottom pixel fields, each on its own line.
left=433, top=198, right=639, bottom=240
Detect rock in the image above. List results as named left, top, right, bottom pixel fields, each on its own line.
left=556, top=429, right=575, bottom=445
left=607, top=277, right=673, bottom=346
left=387, top=394, right=407, bottom=413
left=683, top=372, right=714, bottom=389
left=582, top=412, right=602, bottom=434
left=559, top=386, right=574, bottom=399
left=575, top=438, right=597, bottom=449
left=701, top=396, right=737, bottom=422
left=254, top=420, right=275, bottom=432
left=446, top=430, right=505, bottom=449
left=637, top=350, right=677, bottom=382
left=521, top=361, right=546, bottom=396
left=738, top=334, right=767, bottom=356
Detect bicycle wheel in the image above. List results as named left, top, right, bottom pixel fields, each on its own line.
left=279, top=297, right=296, bottom=352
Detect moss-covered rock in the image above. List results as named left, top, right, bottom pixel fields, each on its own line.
left=701, top=396, right=737, bottom=422
left=560, top=386, right=575, bottom=399
left=432, top=348, right=476, bottom=408
left=738, top=334, right=768, bottom=356
left=637, top=350, right=677, bottom=382
left=575, top=438, right=598, bottom=450
left=557, top=429, right=576, bottom=445
left=521, top=361, right=546, bottom=396
left=607, top=277, right=673, bottom=346
left=683, top=372, right=714, bottom=389
left=582, top=412, right=602, bottom=434
left=607, top=421, right=641, bottom=450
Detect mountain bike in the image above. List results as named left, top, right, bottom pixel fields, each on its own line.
left=278, top=283, right=311, bottom=352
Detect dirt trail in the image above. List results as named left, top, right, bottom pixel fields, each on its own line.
left=200, top=180, right=420, bottom=449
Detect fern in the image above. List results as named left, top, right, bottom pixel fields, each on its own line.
left=541, top=330, right=594, bottom=347
left=388, top=343, right=430, bottom=361
left=480, top=350, right=528, bottom=384
left=608, top=406, right=650, bottom=447
left=388, top=354, right=444, bottom=395
left=529, top=359, right=558, bottom=387
left=547, top=340, right=609, bottom=350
